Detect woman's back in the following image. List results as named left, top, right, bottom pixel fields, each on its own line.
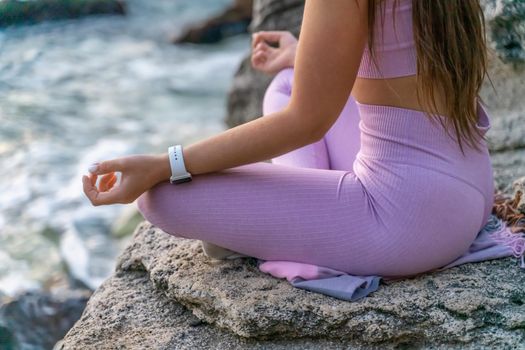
left=353, top=0, right=449, bottom=117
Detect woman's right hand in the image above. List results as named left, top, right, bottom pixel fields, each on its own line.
left=251, top=31, right=298, bottom=74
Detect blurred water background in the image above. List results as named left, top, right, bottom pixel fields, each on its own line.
left=0, top=0, right=248, bottom=297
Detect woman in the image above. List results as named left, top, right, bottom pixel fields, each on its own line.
left=83, top=0, right=494, bottom=277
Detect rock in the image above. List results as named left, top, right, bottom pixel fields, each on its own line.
left=172, top=0, right=253, bottom=44
left=481, top=54, right=525, bottom=153
left=0, top=0, right=126, bottom=27
left=0, top=289, right=91, bottom=350
left=111, top=206, right=144, bottom=239
left=60, top=221, right=525, bottom=349
left=56, top=270, right=366, bottom=350
left=483, top=53, right=525, bottom=193
left=491, top=149, right=525, bottom=191
left=481, top=0, right=525, bottom=64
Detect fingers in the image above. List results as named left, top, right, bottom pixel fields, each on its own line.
left=89, top=172, right=97, bottom=186
left=251, top=50, right=267, bottom=70
left=83, top=175, right=102, bottom=205
left=89, top=158, right=124, bottom=176
left=251, top=41, right=273, bottom=70
left=252, top=31, right=288, bottom=48
left=82, top=175, right=123, bottom=206
left=99, top=172, right=117, bottom=192
left=107, top=173, right=118, bottom=190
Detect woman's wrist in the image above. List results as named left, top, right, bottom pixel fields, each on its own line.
left=153, top=153, right=172, bottom=184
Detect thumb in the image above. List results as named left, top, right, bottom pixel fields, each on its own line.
left=88, top=159, right=123, bottom=175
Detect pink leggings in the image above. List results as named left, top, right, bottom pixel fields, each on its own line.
left=137, top=68, right=493, bottom=277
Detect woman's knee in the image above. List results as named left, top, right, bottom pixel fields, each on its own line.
left=262, top=67, right=295, bottom=115
left=136, top=182, right=171, bottom=226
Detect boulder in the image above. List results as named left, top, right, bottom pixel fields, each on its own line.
left=55, top=271, right=366, bottom=350
left=481, top=55, right=525, bottom=191
left=482, top=0, right=525, bottom=64
left=480, top=54, right=525, bottom=154
left=0, top=290, right=91, bottom=350
left=59, top=221, right=525, bottom=349
left=0, top=0, right=126, bottom=27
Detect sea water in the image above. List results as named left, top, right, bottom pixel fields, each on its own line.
left=0, top=0, right=249, bottom=295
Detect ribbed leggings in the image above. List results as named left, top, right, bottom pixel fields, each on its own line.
left=137, top=68, right=492, bottom=277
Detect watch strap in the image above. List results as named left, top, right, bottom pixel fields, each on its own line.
left=168, top=145, right=192, bottom=184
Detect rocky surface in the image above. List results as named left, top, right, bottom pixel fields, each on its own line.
left=57, top=153, right=525, bottom=340
left=480, top=54, right=525, bottom=191
left=0, top=0, right=126, bottom=27
left=59, top=222, right=525, bottom=349
left=55, top=270, right=368, bottom=350
left=482, top=0, right=525, bottom=64
left=172, top=0, right=252, bottom=44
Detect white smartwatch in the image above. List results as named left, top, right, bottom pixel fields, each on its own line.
left=168, top=145, right=192, bottom=184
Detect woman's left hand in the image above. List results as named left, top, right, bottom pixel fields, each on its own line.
left=82, top=154, right=169, bottom=206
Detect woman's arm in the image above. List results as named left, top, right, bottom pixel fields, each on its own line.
left=183, top=0, right=368, bottom=175
left=83, top=0, right=368, bottom=205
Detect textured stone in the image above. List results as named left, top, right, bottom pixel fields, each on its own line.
left=60, top=221, right=525, bottom=349
left=0, top=0, right=126, bottom=27
left=492, top=149, right=525, bottom=191
left=0, top=290, right=90, bottom=350
left=481, top=54, right=525, bottom=153
left=482, top=0, right=525, bottom=64
left=57, top=270, right=372, bottom=350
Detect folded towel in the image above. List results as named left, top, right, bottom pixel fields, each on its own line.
left=258, top=214, right=525, bottom=302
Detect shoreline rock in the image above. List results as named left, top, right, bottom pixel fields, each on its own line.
left=55, top=271, right=371, bottom=350
left=172, top=0, right=253, bottom=44
left=0, top=289, right=91, bottom=350
left=59, top=221, right=525, bottom=349
left=0, top=0, right=126, bottom=27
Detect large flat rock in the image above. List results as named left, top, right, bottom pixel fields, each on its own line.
left=60, top=221, right=525, bottom=349
left=57, top=270, right=374, bottom=350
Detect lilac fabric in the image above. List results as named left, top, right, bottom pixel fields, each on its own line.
left=259, top=214, right=525, bottom=301
left=357, top=0, right=417, bottom=78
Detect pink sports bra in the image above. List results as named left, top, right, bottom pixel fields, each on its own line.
left=357, top=0, right=417, bottom=79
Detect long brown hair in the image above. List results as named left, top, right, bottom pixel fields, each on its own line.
left=367, top=0, right=489, bottom=154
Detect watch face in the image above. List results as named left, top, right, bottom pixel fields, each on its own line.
left=173, top=177, right=192, bottom=184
